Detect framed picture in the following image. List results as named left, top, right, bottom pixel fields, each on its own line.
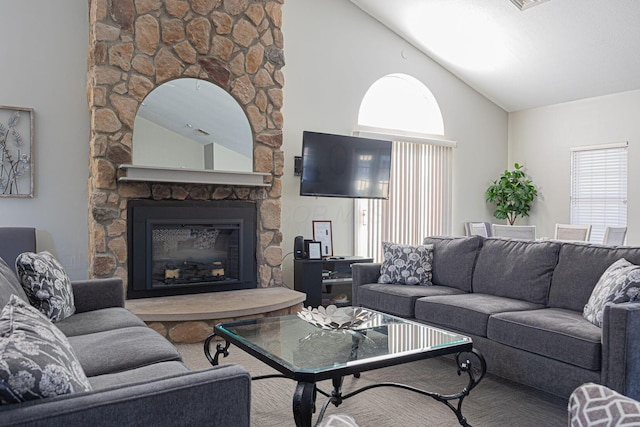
left=307, top=241, right=322, bottom=260
left=0, top=106, right=34, bottom=197
left=312, top=220, right=333, bottom=257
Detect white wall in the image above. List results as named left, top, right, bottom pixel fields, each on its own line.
left=213, top=143, right=252, bottom=172
left=0, top=1, right=509, bottom=285
left=509, top=89, right=640, bottom=243
left=281, top=0, right=508, bottom=286
left=0, top=1, right=90, bottom=279
left=133, top=117, right=204, bottom=169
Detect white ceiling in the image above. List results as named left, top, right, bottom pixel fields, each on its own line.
left=349, top=0, right=640, bottom=112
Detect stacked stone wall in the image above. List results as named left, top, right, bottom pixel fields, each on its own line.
left=86, top=0, right=284, bottom=289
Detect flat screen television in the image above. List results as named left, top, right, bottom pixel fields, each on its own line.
left=299, top=131, right=392, bottom=199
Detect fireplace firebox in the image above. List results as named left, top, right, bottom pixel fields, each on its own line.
left=127, top=200, right=257, bottom=299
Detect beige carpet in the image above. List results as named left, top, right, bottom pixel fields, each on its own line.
left=176, top=342, right=568, bottom=427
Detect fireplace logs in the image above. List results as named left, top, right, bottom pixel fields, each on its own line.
left=157, top=261, right=227, bottom=286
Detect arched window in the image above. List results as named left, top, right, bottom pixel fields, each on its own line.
left=355, top=74, right=454, bottom=261
left=358, top=73, right=444, bottom=135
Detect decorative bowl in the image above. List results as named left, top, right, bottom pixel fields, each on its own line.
left=297, top=305, right=375, bottom=330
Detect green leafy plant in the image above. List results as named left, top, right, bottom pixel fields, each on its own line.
left=485, top=163, right=538, bottom=225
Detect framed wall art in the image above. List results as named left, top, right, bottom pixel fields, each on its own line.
left=312, top=220, right=333, bottom=257
left=307, top=241, right=322, bottom=260
left=0, top=106, right=34, bottom=197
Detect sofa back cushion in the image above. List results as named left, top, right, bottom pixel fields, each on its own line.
left=549, top=242, right=640, bottom=311
left=473, top=238, right=561, bottom=305
left=0, top=227, right=36, bottom=275
left=422, top=236, right=483, bottom=292
left=0, top=257, right=29, bottom=308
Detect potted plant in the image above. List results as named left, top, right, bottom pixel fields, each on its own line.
left=485, top=163, right=538, bottom=225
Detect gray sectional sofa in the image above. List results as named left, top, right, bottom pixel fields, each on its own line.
left=0, top=228, right=250, bottom=426
left=352, top=236, right=640, bottom=400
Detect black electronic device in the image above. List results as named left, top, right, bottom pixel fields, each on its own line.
left=294, top=236, right=305, bottom=259
left=299, top=131, right=392, bottom=199
left=294, top=156, right=302, bottom=176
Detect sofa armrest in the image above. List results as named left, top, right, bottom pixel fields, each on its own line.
left=601, top=301, right=640, bottom=400
left=71, top=278, right=125, bottom=313
left=0, top=364, right=251, bottom=427
left=351, top=262, right=382, bottom=307
left=569, top=382, right=640, bottom=426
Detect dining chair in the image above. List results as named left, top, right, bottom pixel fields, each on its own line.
left=465, top=222, right=491, bottom=237
left=554, top=224, right=591, bottom=241
left=491, top=224, right=536, bottom=240
left=603, top=226, right=627, bottom=246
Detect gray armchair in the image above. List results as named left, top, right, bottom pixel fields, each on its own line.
left=569, top=383, right=640, bottom=426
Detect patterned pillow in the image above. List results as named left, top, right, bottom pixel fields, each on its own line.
left=15, top=251, right=76, bottom=322
left=377, top=242, right=434, bottom=286
left=583, top=258, right=640, bottom=327
left=0, top=295, right=92, bottom=404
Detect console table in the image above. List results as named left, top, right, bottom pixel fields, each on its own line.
left=294, top=257, right=373, bottom=307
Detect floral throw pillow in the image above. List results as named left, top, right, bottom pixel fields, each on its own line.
left=15, top=251, right=76, bottom=322
left=0, top=295, right=92, bottom=404
left=377, top=242, right=434, bottom=286
left=583, top=258, right=640, bottom=327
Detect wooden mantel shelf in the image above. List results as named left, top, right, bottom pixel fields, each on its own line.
left=118, top=164, right=270, bottom=187
left=125, top=287, right=306, bottom=322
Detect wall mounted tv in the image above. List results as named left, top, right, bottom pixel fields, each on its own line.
left=299, top=131, right=392, bottom=199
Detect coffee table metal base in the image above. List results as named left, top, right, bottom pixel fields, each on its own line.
left=205, top=333, right=486, bottom=427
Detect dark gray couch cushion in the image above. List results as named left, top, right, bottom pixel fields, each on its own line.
left=71, top=278, right=125, bottom=312
left=422, top=236, right=483, bottom=292
left=0, top=228, right=36, bottom=275
left=55, top=307, right=147, bottom=337
left=68, top=326, right=182, bottom=377
left=473, top=238, right=561, bottom=305
left=0, top=257, right=29, bottom=307
left=414, top=293, right=544, bottom=337
left=88, top=361, right=190, bottom=390
left=549, top=242, right=640, bottom=311
left=488, top=308, right=602, bottom=370
left=358, top=283, right=464, bottom=318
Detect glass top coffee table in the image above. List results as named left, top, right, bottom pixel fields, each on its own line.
left=205, top=308, right=486, bottom=427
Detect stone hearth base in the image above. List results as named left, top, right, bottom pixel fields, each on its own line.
left=125, top=288, right=305, bottom=344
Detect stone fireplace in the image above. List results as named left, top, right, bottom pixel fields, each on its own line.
left=86, top=0, right=285, bottom=293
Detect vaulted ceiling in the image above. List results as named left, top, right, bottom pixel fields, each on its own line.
left=350, top=0, right=640, bottom=112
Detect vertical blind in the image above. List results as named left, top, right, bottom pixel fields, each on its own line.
left=570, top=143, right=628, bottom=244
left=355, top=140, right=453, bottom=261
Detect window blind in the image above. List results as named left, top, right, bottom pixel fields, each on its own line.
left=355, top=140, right=453, bottom=261
left=570, top=143, right=627, bottom=244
